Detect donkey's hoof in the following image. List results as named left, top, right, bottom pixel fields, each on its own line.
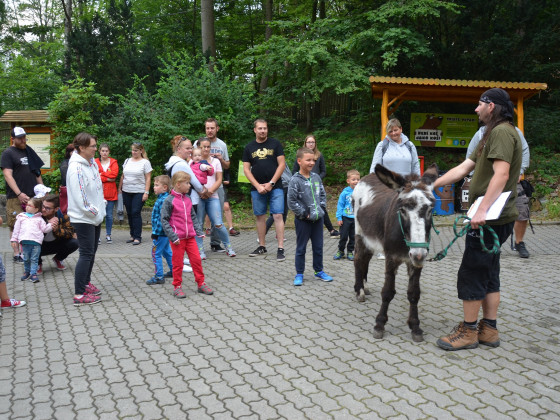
left=373, top=328, right=384, bottom=339
left=356, top=290, right=366, bottom=303
left=364, top=287, right=371, bottom=295
left=411, top=333, right=424, bottom=342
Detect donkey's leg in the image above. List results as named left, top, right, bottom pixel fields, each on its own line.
left=406, top=264, right=424, bottom=342
left=373, top=260, right=397, bottom=339
left=354, top=235, right=373, bottom=302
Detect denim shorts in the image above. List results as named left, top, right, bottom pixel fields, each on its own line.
left=251, top=188, right=284, bottom=216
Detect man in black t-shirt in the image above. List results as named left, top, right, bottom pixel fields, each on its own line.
left=242, top=119, right=286, bottom=261
left=1, top=127, right=44, bottom=262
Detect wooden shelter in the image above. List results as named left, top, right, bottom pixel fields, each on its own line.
left=0, top=110, right=53, bottom=172
left=369, top=77, right=548, bottom=138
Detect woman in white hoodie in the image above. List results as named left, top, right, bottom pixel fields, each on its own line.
left=67, top=132, right=106, bottom=306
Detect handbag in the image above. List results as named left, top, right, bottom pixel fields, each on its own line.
left=59, top=186, right=68, bottom=214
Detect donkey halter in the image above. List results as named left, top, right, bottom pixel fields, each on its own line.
left=397, top=210, right=436, bottom=250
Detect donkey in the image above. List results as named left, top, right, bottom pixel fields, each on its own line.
left=353, top=164, right=438, bottom=342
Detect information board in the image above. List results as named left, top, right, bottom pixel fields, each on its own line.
left=410, top=113, right=479, bottom=148
left=26, top=133, right=51, bottom=169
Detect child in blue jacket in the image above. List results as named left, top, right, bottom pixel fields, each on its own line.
left=334, top=169, right=360, bottom=261
left=147, top=175, right=173, bottom=285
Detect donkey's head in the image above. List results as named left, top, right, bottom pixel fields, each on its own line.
left=375, top=164, right=438, bottom=267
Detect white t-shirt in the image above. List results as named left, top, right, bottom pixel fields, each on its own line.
left=205, top=157, right=222, bottom=199
left=122, top=158, right=153, bottom=193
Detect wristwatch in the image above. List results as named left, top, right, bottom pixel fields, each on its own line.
left=144, top=191, right=149, bottom=194
left=269, top=181, right=275, bottom=187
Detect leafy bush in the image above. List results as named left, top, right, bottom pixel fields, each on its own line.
left=101, top=52, right=257, bottom=172
left=48, top=78, right=111, bottom=164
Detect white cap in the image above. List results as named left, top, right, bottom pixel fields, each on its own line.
left=34, top=184, right=52, bottom=198
left=12, top=127, right=27, bottom=138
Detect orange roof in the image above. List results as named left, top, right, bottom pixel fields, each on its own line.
left=369, top=76, right=547, bottom=103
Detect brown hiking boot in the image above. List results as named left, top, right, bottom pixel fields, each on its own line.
left=437, top=322, right=479, bottom=351
left=478, top=321, right=500, bottom=347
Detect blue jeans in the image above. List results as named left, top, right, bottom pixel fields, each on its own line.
left=122, top=192, right=145, bottom=240
left=22, top=243, right=41, bottom=275
left=72, top=223, right=101, bottom=295
left=251, top=188, right=284, bottom=216
left=152, top=236, right=173, bottom=278
left=294, top=217, right=324, bottom=274
left=105, top=200, right=116, bottom=236
left=197, top=197, right=230, bottom=247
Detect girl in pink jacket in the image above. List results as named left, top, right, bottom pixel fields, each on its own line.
left=161, top=171, right=213, bottom=299
left=10, top=197, right=53, bottom=283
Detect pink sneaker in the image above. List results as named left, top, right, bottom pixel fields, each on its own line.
left=53, top=258, right=67, bottom=270
left=85, top=283, right=101, bottom=296
left=73, top=294, right=101, bottom=306
left=1, top=299, right=27, bottom=308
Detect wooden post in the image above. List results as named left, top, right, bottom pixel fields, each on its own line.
left=517, top=97, right=524, bottom=134
left=381, top=88, right=389, bottom=139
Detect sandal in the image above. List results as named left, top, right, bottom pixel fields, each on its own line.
left=126, top=238, right=134, bottom=243
left=132, top=239, right=141, bottom=245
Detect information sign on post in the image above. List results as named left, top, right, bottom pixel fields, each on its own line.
left=410, top=113, right=479, bottom=148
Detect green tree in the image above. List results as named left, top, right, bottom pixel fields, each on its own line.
left=102, top=52, right=256, bottom=171
left=48, top=77, right=111, bottom=163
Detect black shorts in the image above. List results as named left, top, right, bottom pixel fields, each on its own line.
left=457, top=222, right=514, bottom=301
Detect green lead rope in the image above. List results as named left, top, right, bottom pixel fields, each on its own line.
left=429, top=216, right=501, bottom=262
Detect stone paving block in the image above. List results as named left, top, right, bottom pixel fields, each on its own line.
left=72, top=390, right=93, bottom=411
left=52, top=405, right=75, bottom=419
left=30, top=401, right=53, bottom=420
left=115, top=396, right=139, bottom=417
left=93, top=394, right=117, bottom=414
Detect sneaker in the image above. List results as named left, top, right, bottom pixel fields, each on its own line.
left=294, top=274, right=303, bottom=286
left=183, top=257, right=190, bottom=265
left=164, top=271, right=173, bottom=278
left=478, top=321, right=500, bottom=348
left=13, top=255, right=23, bottom=263
left=437, top=322, right=479, bottom=351
left=225, top=246, right=236, bottom=257
left=249, top=246, right=267, bottom=257
left=1, top=298, right=26, bottom=308
left=73, top=294, right=101, bottom=306
left=516, top=241, right=529, bottom=258
left=173, top=287, right=186, bottom=299
left=183, top=265, right=193, bottom=273
left=146, top=276, right=165, bottom=285
left=333, top=251, right=345, bottom=260
left=53, top=258, right=67, bottom=270
left=37, top=264, right=43, bottom=275
left=198, top=283, right=214, bottom=295
left=229, top=227, right=240, bottom=236
left=347, top=252, right=354, bottom=261
left=211, top=244, right=226, bottom=253
left=277, top=248, right=285, bottom=262
left=98, top=238, right=101, bottom=244
left=106, top=236, right=112, bottom=244
left=20, top=272, right=30, bottom=281
left=205, top=227, right=212, bottom=236
left=377, top=252, right=385, bottom=260
left=314, top=271, right=333, bottom=282
left=85, top=283, right=102, bottom=296
left=330, top=230, right=340, bottom=238
left=29, top=274, right=39, bottom=283
left=199, top=249, right=207, bottom=260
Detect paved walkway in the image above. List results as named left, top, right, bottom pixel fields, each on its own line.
left=1, top=221, right=559, bottom=419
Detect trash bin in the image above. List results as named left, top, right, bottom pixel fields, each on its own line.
left=433, top=184, right=455, bottom=215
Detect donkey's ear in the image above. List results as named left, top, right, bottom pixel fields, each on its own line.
left=421, top=164, right=439, bottom=186
left=375, top=164, right=405, bottom=190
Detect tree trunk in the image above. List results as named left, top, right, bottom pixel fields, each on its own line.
left=201, top=0, right=216, bottom=71
left=259, top=0, right=273, bottom=96
left=60, top=0, right=72, bottom=76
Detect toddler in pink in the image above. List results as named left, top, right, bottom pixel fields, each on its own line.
left=10, top=197, right=52, bottom=283
left=189, top=147, right=214, bottom=185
